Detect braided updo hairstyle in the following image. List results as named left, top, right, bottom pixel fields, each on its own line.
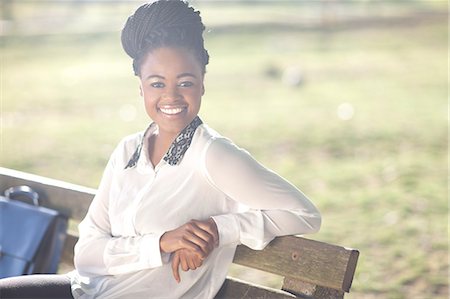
left=121, top=0, right=209, bottom=76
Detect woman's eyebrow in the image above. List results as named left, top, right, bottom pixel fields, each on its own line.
left=145, top=73, right=197, bottom=80
left=145, top=74, right=165, bottom=81
left=177, top=73, right=197, bottom=79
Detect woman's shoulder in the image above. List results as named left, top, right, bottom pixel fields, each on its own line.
left=196, top=123, right=221, bottom=140
left=195, top=124, right=249, bottom=160
left=108, top=130, right=146, bottom=167
left=195, top=123, right=234, bottom=149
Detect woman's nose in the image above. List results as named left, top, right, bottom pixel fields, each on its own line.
left=163, top=85, right=181, bottom=100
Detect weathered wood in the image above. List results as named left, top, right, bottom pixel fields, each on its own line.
left=311, top=286, right=344, bottom=299
left=215, top=277, right=295, bottom=299
left=233, top=236, right=359, bottom=293
left=282, top=277, right=344, bottom=299
left=283, top=278, right=318, bottom=298
left=0, top=167, right=94, bottom=221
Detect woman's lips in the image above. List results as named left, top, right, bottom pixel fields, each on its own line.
left=159, top=106, right=186, bottom=115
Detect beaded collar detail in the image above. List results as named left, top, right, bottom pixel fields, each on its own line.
left=125, top=116, right=203, bottom=169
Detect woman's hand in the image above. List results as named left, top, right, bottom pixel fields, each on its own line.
left=171, top=249, right=203, bottom=283
left=160, top=218, right=219, bottom=259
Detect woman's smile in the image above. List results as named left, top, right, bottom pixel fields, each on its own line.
left=159, top=106, right=187, bottom=116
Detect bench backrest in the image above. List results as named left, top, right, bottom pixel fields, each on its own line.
left=0, top=167, right=359, bottom=298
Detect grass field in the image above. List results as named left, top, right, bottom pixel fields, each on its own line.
left=1, top=2, right=448, bottom=298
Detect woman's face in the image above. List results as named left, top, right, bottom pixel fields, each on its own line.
left=139, top=47, right=204, bottom=136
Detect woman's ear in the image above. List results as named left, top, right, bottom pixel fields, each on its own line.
left=139, top=84, right=143, bottom=97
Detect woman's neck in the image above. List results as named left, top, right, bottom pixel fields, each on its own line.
left=147, top=129, right=179, bottom=167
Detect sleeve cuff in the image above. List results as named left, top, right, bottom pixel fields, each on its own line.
left=139, top=233, right=164, bottom=268
left=211, top=214, right=240, bottom=247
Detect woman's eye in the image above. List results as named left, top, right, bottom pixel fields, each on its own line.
left=150, top=82, right=165, bottom=88
left=179, top=81, right=193, bottom=88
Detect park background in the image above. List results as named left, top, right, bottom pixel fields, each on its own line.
left=1, top=0, right=447, bottom=298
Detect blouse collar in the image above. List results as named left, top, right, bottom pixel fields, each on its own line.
left=125, top=116, right=203, bottom=169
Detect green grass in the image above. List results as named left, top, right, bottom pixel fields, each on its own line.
left=1, top=2, right=448, bottom=298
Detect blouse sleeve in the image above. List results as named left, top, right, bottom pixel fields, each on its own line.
left=204, top=138, right=321, bottom=250
left=74, top=147, right=166, bottom=276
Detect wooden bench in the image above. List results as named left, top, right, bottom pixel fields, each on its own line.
left=0, top=167, right=359, bottom=298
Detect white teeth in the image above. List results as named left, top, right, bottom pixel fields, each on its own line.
left=160, top=107, right=185, bottom=115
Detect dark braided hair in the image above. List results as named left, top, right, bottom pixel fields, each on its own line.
left=121, top=0, right=209, bottom=76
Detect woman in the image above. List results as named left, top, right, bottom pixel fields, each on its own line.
left=0, top=1, right=321, bottom=298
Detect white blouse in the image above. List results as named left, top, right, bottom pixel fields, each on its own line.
left=70, top=118, right=321, bottom=298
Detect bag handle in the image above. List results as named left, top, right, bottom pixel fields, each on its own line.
left=4, top=185, right=40, bottom=206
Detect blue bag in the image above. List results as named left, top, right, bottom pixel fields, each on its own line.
left=0, top=186, right=68, bottom=278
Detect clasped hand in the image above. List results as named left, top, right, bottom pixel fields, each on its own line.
left=159, top=218, right=218, bottom=283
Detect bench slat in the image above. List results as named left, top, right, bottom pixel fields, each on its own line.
left=233, top=236, right=359, bottom=292
left=215, top=277, right=295, bottom=299
left=0, top=167, right=94, bottom=221
left=282, top=277, right=345, bottom=299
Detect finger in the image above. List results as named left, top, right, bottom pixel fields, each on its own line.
left=185, top=222, right=215, bottom=252
left=180, top=252, right=189, bottom=272
left=178, top=249, right=198, bottom=270
left=177, top=239, right=205, bottom=259
left=188, top=220, right=216, bottom=242
left=190, top=219, right=218, bottom=246
left=161, top=227, right=209, bottom=254
left=179, top=235, right=209, bottom=258
left=193, top=255, right=202, bottom=268
left=171, top=252, right=181, bottom=283
left=186, top=254, right=197, bottom=270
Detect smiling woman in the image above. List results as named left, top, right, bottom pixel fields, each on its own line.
left=139, top=47, right=204, bottom=163
left=0, top=1, right=320, bottom=298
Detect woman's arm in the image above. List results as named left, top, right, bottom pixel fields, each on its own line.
left=203, top=138, right=321, bottom=250
left=74, top=145, right=219, bottom=277
left=74, top=151, right=166, bottom=276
